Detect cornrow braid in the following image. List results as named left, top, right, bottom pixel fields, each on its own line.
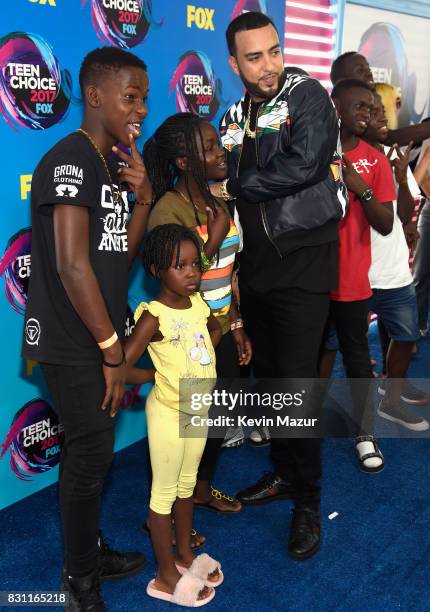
left=142, top=223, right=202, bottom=278
left=142, top=112, right=219, bottom=226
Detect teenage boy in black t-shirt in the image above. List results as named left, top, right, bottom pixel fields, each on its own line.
left=22, top=47, right=153, bottom=611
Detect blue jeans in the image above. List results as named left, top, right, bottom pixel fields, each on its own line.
left=370, top=284, right=420, bottom=342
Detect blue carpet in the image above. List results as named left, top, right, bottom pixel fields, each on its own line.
left=1, top=327, right=430, bottom=612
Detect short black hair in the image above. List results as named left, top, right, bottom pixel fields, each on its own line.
left=226, top=11, right=277, bottom=56
left=79, top=47, right=147, bottom=96
left=330, top=51, right=358, bottom=85
left=331, top=78, right=374, bottom=101
left=142, top=224, right=202, bottom=278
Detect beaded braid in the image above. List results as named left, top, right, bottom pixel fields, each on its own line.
left=142, top=223, right=202, bottom=278
left=142, top=112, right=219, bottom=227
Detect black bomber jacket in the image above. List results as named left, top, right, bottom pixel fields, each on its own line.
left=220, top=72, right=347, bottom=257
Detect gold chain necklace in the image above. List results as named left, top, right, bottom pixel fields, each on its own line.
left=245, top=98, right=256, bottom=139
left=76, top=128, right=122, bottom=206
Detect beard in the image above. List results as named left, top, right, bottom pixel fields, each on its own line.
left=237, top=66, right=286, bottom=101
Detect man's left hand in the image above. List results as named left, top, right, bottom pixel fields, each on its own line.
left=231, top=328, right=252, bottom=366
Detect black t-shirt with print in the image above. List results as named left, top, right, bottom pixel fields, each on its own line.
left=22, top=131, right=129, bottom=366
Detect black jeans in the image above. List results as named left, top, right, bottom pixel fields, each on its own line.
left=240, top=287, right=329, bottom=507
left=329, top=299, right=373, bottom=435
left=414, top=201, right=430, bottom=329
left=41, top=363, right=115, bottom=576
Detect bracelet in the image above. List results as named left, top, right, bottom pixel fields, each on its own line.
left=201, top=248, right=215, bottom=273
left=220, top=179, right=235, bottom=202
left=103, top=348, right=126, bottom=368
left=98, top=332, right=118, bottom=350
left=230, top=318, right=244, bottom=331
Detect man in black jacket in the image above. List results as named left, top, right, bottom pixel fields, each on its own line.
left=210, top=12, right=345, bottom=560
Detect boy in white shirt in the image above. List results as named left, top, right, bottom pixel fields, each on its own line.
left=364, top=93, right=429, bottom=431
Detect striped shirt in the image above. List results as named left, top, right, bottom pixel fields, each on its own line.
left=148, top=191, right=240, bottom=334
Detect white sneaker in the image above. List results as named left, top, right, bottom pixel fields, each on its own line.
left=377, top=399, right=429, bottom=431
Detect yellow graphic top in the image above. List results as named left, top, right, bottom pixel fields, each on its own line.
left=135, top=293, right=217, bottom=412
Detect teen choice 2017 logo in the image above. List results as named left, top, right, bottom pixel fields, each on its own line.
left=0, top=228, right=32, bottom=315
left=170, top=51, right=223, bottom=120
left=232, top=0, right=267, bottom=19
left=83, top=0, right=163, bottom=49
left=0, top=32, right=71, bottom=130
left=0, top=399, right=64, bottom=481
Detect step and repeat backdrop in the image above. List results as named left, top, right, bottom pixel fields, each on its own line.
left=0, top=0, right=286, bottom=510
left=343, top=2, right=430, bottom=128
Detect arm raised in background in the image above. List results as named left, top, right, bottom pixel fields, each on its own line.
left=386, top=122, right=430, bottom=147
left=386, top=143, right=415, bottom=224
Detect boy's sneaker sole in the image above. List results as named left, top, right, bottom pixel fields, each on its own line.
left=377, top=404, right=429, bottom=431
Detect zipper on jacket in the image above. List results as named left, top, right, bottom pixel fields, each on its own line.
left=254, top=104, right=282, bottom=258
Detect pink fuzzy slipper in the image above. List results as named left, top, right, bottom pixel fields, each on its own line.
left=146, top=573, right=215, bottom=607
left=176, top=553, right=224, bottom=587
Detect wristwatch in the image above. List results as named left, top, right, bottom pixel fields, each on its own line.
left=359, top=188, right=374, bottom=202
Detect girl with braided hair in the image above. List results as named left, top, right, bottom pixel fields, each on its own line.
left=142, top=113, right=252, bottom=521
left=125, top=223, right=223, bottom=606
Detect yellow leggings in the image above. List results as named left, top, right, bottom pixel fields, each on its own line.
left=146, top=392, right=208, bottom=515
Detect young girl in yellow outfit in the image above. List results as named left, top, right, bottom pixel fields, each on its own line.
left=125, top=224, right=223, bottom=607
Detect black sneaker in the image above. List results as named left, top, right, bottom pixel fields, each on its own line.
left=98, top=531, right=146, bottom=581
left=377, top=400, right=429, bottom=431
left=288, top=506, right=321, bottom=561
left=61, top=568, right=106, bottom=612
left=236, top=472, right=293, bottom=505
left=378, top=379, right=430, bottom=405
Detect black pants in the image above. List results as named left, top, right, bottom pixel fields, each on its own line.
left=240, top=287, right=329, bottom=507
left=41, top=363, right=115, bottom=576
left=329, top=299, right=373, bottom=435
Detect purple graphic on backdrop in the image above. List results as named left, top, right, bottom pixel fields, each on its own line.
left=0, top=228, right=32, bottom=315
left=0, top=32, right=71, bottom=130
left=83, top=0, right=162, bottom=49
left=232, top=0, right=267, bottom=19
left=0, top=399, right=64, bottom=481
left=170, top=51, right=223, bottom=120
